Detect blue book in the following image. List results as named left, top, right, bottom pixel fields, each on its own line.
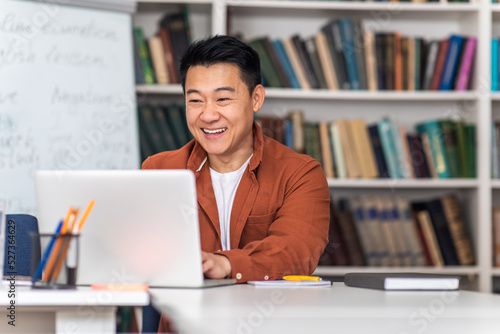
left=492, top=39, right=499, bottom=92
left=272, top=39, right=301, bottom=89
left=284, top=119, right=294, bottom=149
left=368, top=125, right=389, bottom=178
left=338, top=18, right=360, bottom=90
left=439, top=35, right=465, bottom=90
left=377, top=118, right=401, bottom=179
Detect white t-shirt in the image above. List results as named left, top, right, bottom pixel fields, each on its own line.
left=210, top=156, right=252, bottom=251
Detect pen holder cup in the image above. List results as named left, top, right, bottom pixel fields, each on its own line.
left=31, top=233, right=80, bottom=289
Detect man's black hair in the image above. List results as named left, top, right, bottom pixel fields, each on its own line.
left=180, top=35, right=261, bottom=95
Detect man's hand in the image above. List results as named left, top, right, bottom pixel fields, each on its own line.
left=201, top=251, right=232, bottom=279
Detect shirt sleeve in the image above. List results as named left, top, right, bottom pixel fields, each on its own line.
left=216, top=160, right=330, bottom=283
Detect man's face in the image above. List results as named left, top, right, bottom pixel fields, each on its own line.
left=185, top=63, right=263, bottom=162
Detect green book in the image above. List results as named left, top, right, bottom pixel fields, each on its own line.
left=248, top=38, right=283, bottom=87
left=137, top=105, right=165, bottom=154
left=464, top=124, right=476, bottom=178
left=152, top=105, right=177, bottom=151
left=164, top=104, right=189, bottom=148
left=455, top=120, right=468, bottom=178
left=416, top=120, right=451, bottom=178
left=439, top=120, right=461, bottom=178
left=133, top=27, right=156, bottom=85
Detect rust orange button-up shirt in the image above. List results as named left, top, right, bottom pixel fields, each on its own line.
left=142, top=123, right=330, bottom=283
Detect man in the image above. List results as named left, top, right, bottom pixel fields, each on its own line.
left=142, top=35, right=330, bottom=283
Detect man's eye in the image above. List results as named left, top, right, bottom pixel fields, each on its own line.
left=218, top=98, right=229, bottom=102
left=189, top=99, right=201, bottom=103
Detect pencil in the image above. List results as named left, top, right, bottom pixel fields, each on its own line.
left=77, top=200, right=95, bottom=233
left=49, top=209, right=80, bottom=283
left=43, top=207, right=74, bottom=282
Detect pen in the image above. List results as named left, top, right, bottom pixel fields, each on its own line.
left=50, top=209, right=79, bottom=283
left=44, top=207, right=74, bottom=282
left=32, top=220, right=63, bottom=284
left=283, top=275, right=322, bottom=282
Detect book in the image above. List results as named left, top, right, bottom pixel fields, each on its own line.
left=319, top=122, right=335, bottom=178
left=292, top=35, right=320, bottom=89
left=422, top=40, right=439, bottom=90
left=343, top=197, right=377, bottom=266
left=263, top=37, right=291, bottom=88
left=429, top=38, right=450, bottom=91
left=493, top=38, right=499, bottom=92
left=416, top=120, right=450, bottom=178
left=318, top=200, right=350, bottom=266
left=159, top=11, right=190, bottom=82
left=353, top=20, right=368, bottom=90
left=441, top=195, right=475, bottom=266
left=304, top=36, right=328, bottom=89
left=421, top=199, right=460, bottom=266
left=133, top=27, right=156, bottom=85
left=330, top=122, right=347, bottom=179
left=339, top=18, right=360, bottom=90
left=321, top=20, right=350, bottom=90
left=336, top=199, right=366, bottom=266
left=368, top=124, right=389, bottom=178
left=282, top=37, right=311, bottom=90
left=350, top=118, right=378, bottom=178
left=344, top=272, right=460, bottom=291
left=412, top=203, right=445, bottom=267
left=493, top=207, right=500, bottom=267
left=336, top=119, right=360, bottom=178
left=272, top=39, right=301, bottom=89
left=439, top=35, right=465, bottom=90
left=248, top=38, right=283, bottom=87
left=357, top=196, right=389, bottom=266
left=364, top=30, right=378, bottom=91
left=455, top=37, right=477, bottom=91
left=377, top=117, right=400, bottom=179
left=148, top=36, right=169, bottom=85
left=394, top=32, right=403, bottom=91
left=158, top=27, right=179, bottom=84
left=315, top=32, right=339, bottom=90
left=289, top=109, right=305, bottom=153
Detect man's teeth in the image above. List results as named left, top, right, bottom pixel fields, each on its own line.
left=203, top=128, right=227, bottom=134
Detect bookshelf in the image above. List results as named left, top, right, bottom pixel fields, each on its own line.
left=133, top=0, right=499, bottom=292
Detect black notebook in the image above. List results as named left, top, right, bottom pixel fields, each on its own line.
left=344, top=273, right=460, bottom=291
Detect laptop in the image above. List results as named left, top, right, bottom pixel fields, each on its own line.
left=34, top=170, right=236, bottom=288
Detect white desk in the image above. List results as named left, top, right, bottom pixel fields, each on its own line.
left=150, top=283, right=500, bottom=334
left=0, top=286, right=149, bottom=333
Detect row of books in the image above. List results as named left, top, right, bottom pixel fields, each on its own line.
left=493, top=206, right=500, bottom=268
left=491, top=121, right=500, bottom=179
left=257, top=111, right=476, bottom=179
left=133, top=8, right=191, bottom=85
left=137, top=104, right=193, bottom=161
left=246, top=18, right=476, bottom=91
left=319, top=194, right=475, bottom=267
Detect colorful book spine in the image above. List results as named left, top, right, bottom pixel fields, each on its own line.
left=272, top=39, right=301, bottom=89
left=416, top=120, right=451, bottom=178
left=492, top=39, right=499, bottom=92
left=439, top=35, right=465, bottom=90
left=455, top=37, right=477, bottom=91
left=338, top=18, right=360, bottom=90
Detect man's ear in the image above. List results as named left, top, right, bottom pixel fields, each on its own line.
left=252, top=84, right=265, bottom=113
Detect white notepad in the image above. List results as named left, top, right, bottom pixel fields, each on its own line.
left=247, top=280, right=332, bottom=288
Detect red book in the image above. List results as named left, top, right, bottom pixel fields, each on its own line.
left=158, top=28, right=179, bottom=84
left=429, top=39, right=450, bottom=91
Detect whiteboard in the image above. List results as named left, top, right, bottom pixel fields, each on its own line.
left=0, top=0, right=140, bottom=215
